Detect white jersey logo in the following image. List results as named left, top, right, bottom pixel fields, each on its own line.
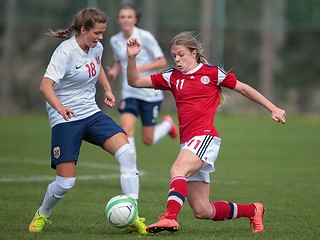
left=201, top=76, right=210, bottom=84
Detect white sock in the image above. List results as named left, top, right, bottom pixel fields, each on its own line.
left=153, top=121, right=171, bottom=144
left=115, top=144, right=139, bottom=200
left=39, top=176, right=76, bottom=218
left=127, top=136, right=136, bottom=153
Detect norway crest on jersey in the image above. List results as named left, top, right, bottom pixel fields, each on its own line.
left=95, top=54, right=101, bottom=65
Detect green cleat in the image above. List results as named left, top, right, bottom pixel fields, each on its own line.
left=29, top=209, right=52, bottom=233
left=124, top=217, right=148, bottom=235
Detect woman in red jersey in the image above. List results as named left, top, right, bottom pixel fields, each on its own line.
left=126, top=32, right=286, bottom=234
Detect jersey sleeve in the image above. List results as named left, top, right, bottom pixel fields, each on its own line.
left=44, top=44, right=69, bottom=84
left=216, top=67, right=237, bottom=89
left=150, top=70, right=172, bottom=90
left=220, top=73, right=237, bottom=89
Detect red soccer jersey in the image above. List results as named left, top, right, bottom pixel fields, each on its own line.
left=151, top=63, right=237, bottom=143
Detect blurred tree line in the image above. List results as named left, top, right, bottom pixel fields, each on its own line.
left=0, top=0, right=319, bottom=116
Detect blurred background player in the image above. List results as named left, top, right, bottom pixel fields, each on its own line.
left=106, top=3, right=177, bottom=156
left=28, top=8, right=147, bottom=235
left=126, top=32, right=286, bottom=234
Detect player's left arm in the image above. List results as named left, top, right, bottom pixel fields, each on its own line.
left=233, top=80, right=286, bottom=124
left=98, top=67, right=116, bottom=108
left=126, top=38, right=154, bottom=88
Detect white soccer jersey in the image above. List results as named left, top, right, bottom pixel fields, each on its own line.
left=44, top=35, right=102, bottom=128
left=110, top=26, right=164, bottom=102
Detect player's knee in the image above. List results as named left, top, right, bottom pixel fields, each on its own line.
left=191, top=204, right=212, bottom=219
left=193, top=209, right=210, bottom=219
left=170, top=166, right=186, bottom=178
left=115, top=144, right=137, bottom=174
left=142, top=135, right=153, bottom=145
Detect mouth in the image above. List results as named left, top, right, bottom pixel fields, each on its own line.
left=90, top=41, right=98, bottom=48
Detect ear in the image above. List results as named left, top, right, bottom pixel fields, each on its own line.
left=133, top=18, right=138, bottom=26
left=80, top=26, right=86, bottom=34
left=191, top=49, right=197, bottom=59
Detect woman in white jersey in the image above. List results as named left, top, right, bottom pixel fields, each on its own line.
left=126, top=32, right=287, bottom=234
left=106, top=3, right=177, bottom=154
left=28, top=8, right=147, bottom=235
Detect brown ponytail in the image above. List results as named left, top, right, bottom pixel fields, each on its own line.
left=48, top=8, right=107, bottom=40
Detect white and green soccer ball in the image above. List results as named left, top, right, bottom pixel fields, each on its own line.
left=105, top=195, right=138, bottom=228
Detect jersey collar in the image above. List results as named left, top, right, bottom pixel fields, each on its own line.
left=183, top=63, right=203, bottom=75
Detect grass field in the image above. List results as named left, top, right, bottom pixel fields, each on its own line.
left=0, top=113, right=319, bottom=240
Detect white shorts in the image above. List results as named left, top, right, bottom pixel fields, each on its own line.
left=180, top=135, right=221, bottom=183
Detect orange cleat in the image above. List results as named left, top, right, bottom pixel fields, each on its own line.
left=146, top=214, right=179, bottom=233
left=249, top=202, right=265, bottom=233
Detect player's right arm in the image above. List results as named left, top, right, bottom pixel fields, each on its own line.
left=126, top=38, right=153, bottom=88
left=39, top=77, right=76, bottom=121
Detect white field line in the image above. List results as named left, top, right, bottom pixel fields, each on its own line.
left=0, top=157, right=145, bottom=183
left=0, top=157, right=120, bottom=170
left=0, top=157, right=318, bottom=188
left=0, top=174, right=122, bottom=183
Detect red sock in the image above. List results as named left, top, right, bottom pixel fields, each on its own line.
left=210, top=201, right=255, bottom=221
left=166, top=176, right=188, bottom=220
left=237, top=203, right=255, bottom=218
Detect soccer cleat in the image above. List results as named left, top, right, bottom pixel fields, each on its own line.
left=124, top=217, right=148, bottom=235
left=29, top=209, right=52, bottom=233
left=146, top=214, right=179, bottom=233
left=249, top=202, right=265, bottom=233
left=163, top=115, right=178, bottom=139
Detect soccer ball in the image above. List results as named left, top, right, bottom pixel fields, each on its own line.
left=105, top=195, right=138, bottom=228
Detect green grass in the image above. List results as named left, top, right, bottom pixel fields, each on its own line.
left=0, top=113, right=319, bottom=240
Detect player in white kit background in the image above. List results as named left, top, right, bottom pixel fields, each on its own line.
left=28, top=8, right=147, bottom=234
left=126, top=32, right=287, bottom=234
left=106, top=3, right=178, bottom=155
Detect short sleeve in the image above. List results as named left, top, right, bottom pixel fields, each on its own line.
left=216, top=67, right=237, bottom=89
left=220, top=73, right=237, bottom=89
left=44, top=45, right=69, bottom=84
left=150, top=72, right=171, bottom=90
